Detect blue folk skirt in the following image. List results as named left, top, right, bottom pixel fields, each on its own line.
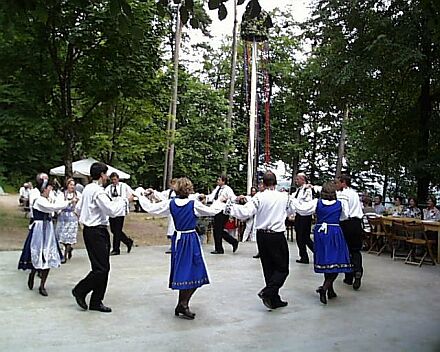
left=169, top=231, right=210, bottom=290
left=313, top=225, right=352, bottom=274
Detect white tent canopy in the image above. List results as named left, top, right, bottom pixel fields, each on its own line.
left=50, top=158, right=130, bottom=180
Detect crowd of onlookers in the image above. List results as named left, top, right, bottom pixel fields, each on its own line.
left=361, top=194, right=440, bottom=221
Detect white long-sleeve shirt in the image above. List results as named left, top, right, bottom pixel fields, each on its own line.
left=291, top=198, right=349, bottom=221
left=206, top=185, right=236, bottom=203
left=292, top=185, right=314, bottom=216
left=105, top=182, right=133, bottom=217
left=337, top=187, right=363, bottom=220
left=137, top=196, right=225, bottom=219
left=33, top=196, right=70, bottom=215
left=76, top=181, right=129, bottom=227
left=225, top=189, right=295, bottom=233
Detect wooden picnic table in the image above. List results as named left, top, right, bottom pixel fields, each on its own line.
left=381, top=216, right=440, bottom=263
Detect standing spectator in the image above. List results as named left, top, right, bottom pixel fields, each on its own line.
left=293, top=172, right=314, bottom=264
left=72, top=162, right=132, bottom=313
left=335, top=174, right=364, bottom=290
left=56, top=178, right=81, bottom=263
left=403, top=197, right=422, bottom=219
left=206, top=175, right=239, bottom=254
left=373, top=195, right=386, bottom=215
left=105, top=172, right=134, bottom=255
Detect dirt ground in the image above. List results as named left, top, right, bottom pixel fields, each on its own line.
left=0, top=194, right=169, bottom=251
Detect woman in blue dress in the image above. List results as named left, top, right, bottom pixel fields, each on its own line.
left=18, top=179, right=71, bottom=296
left=293, top=181, right=352, bottom=304
left=137, top=177, right=225, bottom=319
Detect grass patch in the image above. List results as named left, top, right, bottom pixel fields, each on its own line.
left=0, top=205, right=29, bottom=236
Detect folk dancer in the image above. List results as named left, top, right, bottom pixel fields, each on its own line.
left=335, top=174, right=364, bottom=290
left=105, top=172, right=134, bottom=255
left=18, top=178, right=71, bottom=296
left=293, top=172, right=314, bottom=264
left=206, top=174, right=239, bottom=254
left=72, top=162, right=132, bottom=313
left=292, top=181, right=352, bottom=304
left=137, top=177, right=225, bottom=319
left=224, top=171, right=295, bottom=310
left=56, top=178, right=81, bottom=263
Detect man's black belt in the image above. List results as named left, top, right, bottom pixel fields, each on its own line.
left=257, top=229, right=283, bottom=234
left=84, top=225, right=107, bottom=229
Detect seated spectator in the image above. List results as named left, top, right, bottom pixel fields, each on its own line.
left=403, top=197, right=421, bottom=219
left=373, top=195, right=386, bottom=215
left=362, top=195, right=375, bottom=214
left=19, top=183, right=30, bottom=207
left=388, top=196, right=404, bottom=216
left=423, top=196, right=440, bottom=221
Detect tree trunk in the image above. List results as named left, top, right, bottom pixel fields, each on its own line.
left=336, top=105, right=349, bottom=177
left=415, top=11, right=432, bottom=204
left=166, top=4, right=182, bottom=186
left=223, top=0, right=238, bottom=173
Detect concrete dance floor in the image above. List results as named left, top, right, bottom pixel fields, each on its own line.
left=0, top=242, right=439, bottom=352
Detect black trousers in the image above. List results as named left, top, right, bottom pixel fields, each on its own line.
left=74, top=226, right=110, bottom=305
left=294, top=214, right=314, bottom=261
left=341, top=218, right=364, bottom=280
left=213, top=212, right=238, bottom=253
left=257, top=230, right=289, bottom=300
left=109, top=216, right=131, bottom=252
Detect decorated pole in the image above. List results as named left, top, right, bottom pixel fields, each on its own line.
left=241, top=5, right=272, bottom=193
left=247, top=39, right=258, bottom=194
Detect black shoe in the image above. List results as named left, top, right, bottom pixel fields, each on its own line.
left=353, top=277, right=362, bottom=290
left=165, top=249, right=172, bottom=254
left=296, top=259, right=309, bottom=264
left=210, top=251, right=224, bottom=255
left=232, top=241, right=239, bottom=253
left=174, top=304, right=195, bottom=319
left=110, top=251, right=120, bottom=256
left=89, top=303, right=112, bottom=313
left=61, top=258, right=67, bottom=264
left=316, top=286, right=327, bottom=305
left=39, top=287, right=48, bottom=297
left=72, top=289, right=88, bottom=310
left=127, top=240, right=134, bottom=253
left=272, top=298, right=288, bottom=308
left=343, top=278, right=353, bottom=286
left=27, top=271, right=35, bottom=290
left=327, top=289, right=337, bottom=299
left=258, top=291, right=275, bottom=310
left=253, top=253, right=260, bottom=259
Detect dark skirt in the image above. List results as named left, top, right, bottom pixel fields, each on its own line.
left=169, top=231, right=209, bottom=290
left=18, top=226, right=35, bottom=271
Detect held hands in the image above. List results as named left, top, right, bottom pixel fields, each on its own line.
left=127, top=194, right=134, bottom=202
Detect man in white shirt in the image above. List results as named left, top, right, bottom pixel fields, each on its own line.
left=19, top=183, right=30, bottom=207
left=225, top=171, right=295, bottom=310
left=105, top=172, right=134, bottom=255
left=72, top=162, right=132, bottom=313
left=206, top=175, right=239, bottom=254
left=335, top=174, right=364, bottom=290
left=293, top=173, right=314, bottom=264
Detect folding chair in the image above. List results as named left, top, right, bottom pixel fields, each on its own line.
left=404, top=223, right=436, bottom=267
left=367, top=216, right=387, bottom=255
left=390, top=220, right=408, bottom=260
